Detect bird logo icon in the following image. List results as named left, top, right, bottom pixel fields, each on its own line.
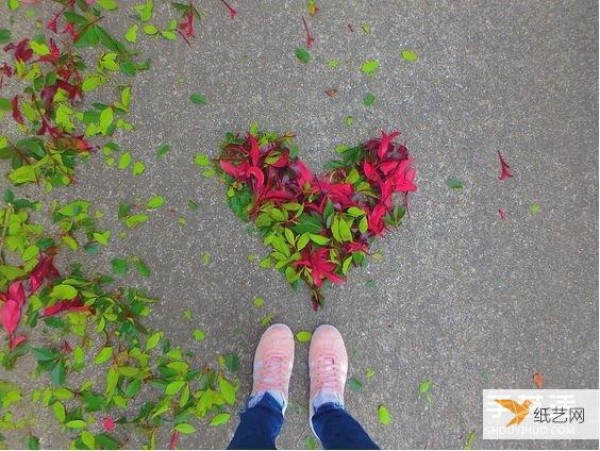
left=495, top=399, right=534, bottom=426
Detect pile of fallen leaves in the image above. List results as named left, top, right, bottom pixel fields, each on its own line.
left=215, top=129, right=416, bottom=308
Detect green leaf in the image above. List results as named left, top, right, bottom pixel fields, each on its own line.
left=190, top=93, right=208, bottom=105
left=209, top=413, right=231, bottom=426
left=8, top=166, right=37, bottom=184
left=0, top=29, right=11, bottom=45
left=363, top=93, right=376, bottom=107
left=93, top=231, right=111, bottom=245
left=99, top=108, right=114, bottom=135
left=118, top=151, right=132, bottom=170
left=65, top=419, right=87, bottom=429
left=419, top=379, right=433, bottom=394
left=125, top=214, right=149, bottom=229
left=125, top=24, right=138, bottom=43
left=295, top=331, right=312, bottom=342
left=222, top=353, right=240, bottom=372
left=194, top=153, right=211, bottom=166
left=81, top=431, right=95, bottom=449
left=200, top=252, right=211, bottom=265
left=29, top=41, right=50, bottom=56
left=50, top=284, right=78, bottom=300
left=132, top=161, right=146, bottom=175
left=253, top=296, right=265, bottom=308
left=360, top=23, right=371, bottom=34
left=401, top=49, right=418, bottom=62
left=347, top=207, right=365, bottom=217
left=529, top=203, right=541, bottom=215
left=361, top=59, right=379, bottom=76
left=378, top=405, right=391, bottom=425
left=146, top=331, right=163, bottom=350
left=27, top=435, right=40, bottom=450
left=295, top=48, right=310, bottom=63
left=52, top=401, right=66, bottom=423
left=175, top=423, right=196, bottom=434
left=463, top=430, right=477, bottom=450
left=219, top=377, right=237, bottom=404
left=193, top=329, right=206, bottom=341
left=134, top=0, right=154, bottom=21
left=304, top=436, right=318, bottom=450
left=365, top=368, right=376, bottom=379
left=94, top=347, right=113, bottom=365
left=134, top=259, right=151, bottom=277
left=446, top=178, right=465, bottom=189
left=146, top=195, right=165, bottom=209
left=156, top=143, right=171, bottom=157
left=344, top=115, right=354, bottom=127
left=359, top=216, right=368, bottom=234
left=110, top=258, right=129, bottom=276
left=348, top=377, right=363, bottom=392
left=143, top=24, right=158, bottom=35
left=327, top=58, right=340, bottom=68
left=165, top=381, right=186, bottom=396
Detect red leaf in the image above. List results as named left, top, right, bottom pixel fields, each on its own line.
left=11, top=96, right=25, bottom=125
left=9, top=334, right=26, bottom=350
left=168, top=430, right=181, bottom=450
left=248, top=133, right=260, bottom=167
left=377, top=130, right=400, bottom=159
left=103, top=417, right=116, bottom=432
left=247, top=166, right=265, bottom=192
left=498, top=208, right=506, bottom=220
left=367, top=203, right=387, bottom=234
left=4, top=39, right=33, bottom=63
left=497, top=150, right=512, bottom=180
left=220, top=0, right=237, bottom=19
left=41, top=298, right=88, bottom=317
left=301, top=16, right=315, bottom=48
left=29, top=254, right=59, bottom=293
left=8, top=282, right=26, bottom=307
left=0, top=299, right=21, bottom=336
left=219, top=160, right=245, bottom=179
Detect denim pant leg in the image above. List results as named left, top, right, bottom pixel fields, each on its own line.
left=228, top=392, right=284, bottom=450
left=312, top=402, right=380, bottom=450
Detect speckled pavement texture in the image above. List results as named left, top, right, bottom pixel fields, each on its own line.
left=0, top=0, right=598, bottom=449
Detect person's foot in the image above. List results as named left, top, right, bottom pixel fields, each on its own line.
left=251, top=323, right=295, bottom=413
left=309, top=325, right=348, bottom=423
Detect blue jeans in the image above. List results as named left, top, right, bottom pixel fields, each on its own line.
left=228, top=393, right=380, bottom=450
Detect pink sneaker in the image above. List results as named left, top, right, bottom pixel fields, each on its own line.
left=309, top=325, right=348, bottom=422
left=251, top=324, right=295, bottom=413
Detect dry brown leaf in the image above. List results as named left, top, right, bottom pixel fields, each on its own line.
left=533, top=371, right=544, bottom=389
left=325, top=88, right=337, bottom=97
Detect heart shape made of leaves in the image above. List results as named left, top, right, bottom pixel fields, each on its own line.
left=215, top=129, right=416, bottom=309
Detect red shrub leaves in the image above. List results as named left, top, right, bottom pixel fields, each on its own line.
left=215, top=129, right=416, bottom=308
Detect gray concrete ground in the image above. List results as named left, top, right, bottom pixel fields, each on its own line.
left=1, top=0, right=598, bottom=449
